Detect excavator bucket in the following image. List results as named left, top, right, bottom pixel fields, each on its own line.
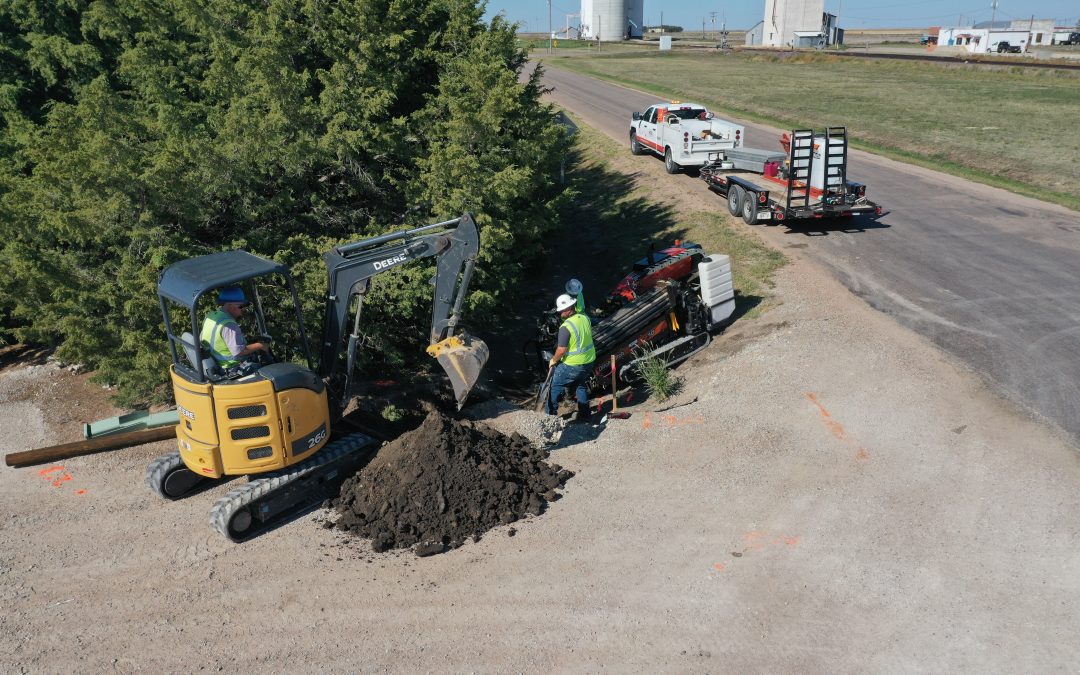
left=426, top=333, right=490, bottom=409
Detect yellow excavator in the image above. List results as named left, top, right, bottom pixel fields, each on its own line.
left=147, top=214, right=488, bottom=541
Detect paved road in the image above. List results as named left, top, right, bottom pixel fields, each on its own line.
left=537, top=63, right=1080, bottom=443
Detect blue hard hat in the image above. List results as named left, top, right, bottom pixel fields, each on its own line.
left=565, top=278, right=583, bottom=296
left=217, top=286, right=247, bottom=304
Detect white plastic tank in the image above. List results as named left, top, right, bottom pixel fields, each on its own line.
left=699, top=254, right=735, bottom=326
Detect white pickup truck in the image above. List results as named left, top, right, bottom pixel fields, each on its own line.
left=629, top=102, right=744, bottom=174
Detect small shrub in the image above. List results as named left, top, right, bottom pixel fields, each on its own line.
left=633, top=345, right=678, bottom=402
left=381, top=404, right=405, bottom=423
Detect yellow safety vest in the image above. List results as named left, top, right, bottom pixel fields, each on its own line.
left=200, top=309, right=240, bottom=368
left=561, top=313, right=595, bottom=366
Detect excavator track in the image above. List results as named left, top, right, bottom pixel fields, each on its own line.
left=146, top=451, right=209, bottom=500
left=209, top=432, right=376, bottom=542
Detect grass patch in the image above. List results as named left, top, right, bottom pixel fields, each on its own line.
left=544, top=51, right=1080, bottom=211
left=559, top=113, right=787, bottom=319
left=633, top=345, right=680, bottom=401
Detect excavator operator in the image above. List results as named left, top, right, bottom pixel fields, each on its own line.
left=201, top=286, right=270, bottom=375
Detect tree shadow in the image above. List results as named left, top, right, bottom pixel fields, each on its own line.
left=0, top=344, right=53, bottom=373
left=485, top=145, right=688, bottom=391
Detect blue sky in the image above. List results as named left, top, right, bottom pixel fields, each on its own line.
left=483, top=0, right=1080, bottom=32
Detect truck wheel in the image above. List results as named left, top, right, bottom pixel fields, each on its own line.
left=727, top=185, right=744, bottom=216
left=742, top=193, right=759, bottom=224
left=664, top=148, right=680, bottom=174
left=630, top=132, right=643, bottom=156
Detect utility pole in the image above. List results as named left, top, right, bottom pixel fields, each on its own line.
left=548, top=0, right=553, bottom=54
left=660, top=11, right=663, bottom=37
left=990, top=0, right=997, bottom=30
left=835, top=0, right=843, bottom=48
left=703, top=17, right=706, bottom=39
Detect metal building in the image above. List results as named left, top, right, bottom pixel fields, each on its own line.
left=580, top=0, right=643, bottom=41
left=760, top=0, right=825, bottom=48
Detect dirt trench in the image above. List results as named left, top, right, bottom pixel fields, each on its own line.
left=330, top=410, right=574, bottom=556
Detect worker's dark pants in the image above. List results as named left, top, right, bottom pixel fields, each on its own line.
left=547, top=362, right=593, bottom=416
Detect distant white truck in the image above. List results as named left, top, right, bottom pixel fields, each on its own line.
left=629, top=102, right=744, bottom=174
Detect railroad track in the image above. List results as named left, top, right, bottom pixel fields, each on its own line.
left=654, top=42, right=1080, bottom=71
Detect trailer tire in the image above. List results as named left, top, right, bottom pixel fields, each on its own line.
left=727, top=185, right=744, bottom=216
left=742, top=193, right=759, bottom=224
left=630, top=132, right=644, bottom=156
left=664, top=148, right=680, bottom=174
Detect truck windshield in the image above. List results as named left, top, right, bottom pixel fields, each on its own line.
left=669, top=108, right=707, bottom=120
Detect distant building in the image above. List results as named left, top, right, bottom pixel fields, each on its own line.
left=580, top=0, right=643, bottom=41
left=746, top=20, right=765, bottom=46
left=938, top=27, right=1030, bottom=53
left=1011, top=19, right=1055, bottom=46
left=760, top=0, right=825, bottom=48
left=753, top=1, right=841, bottom=48
left=972, top=18, right=1056, bottom=46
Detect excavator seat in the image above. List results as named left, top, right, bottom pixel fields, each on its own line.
left=180, top=332, right=223, bottom=381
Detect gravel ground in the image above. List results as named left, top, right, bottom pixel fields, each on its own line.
left=3, top=250, right=1079, bottom=672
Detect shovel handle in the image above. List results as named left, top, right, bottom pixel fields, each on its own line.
left=610, top=354, right=618, bottom=412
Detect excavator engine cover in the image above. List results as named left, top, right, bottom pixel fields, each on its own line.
left=427, top=333, right=489, bottom=409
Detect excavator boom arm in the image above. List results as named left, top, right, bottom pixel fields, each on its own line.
left=318, top=213, right=486, bottom=407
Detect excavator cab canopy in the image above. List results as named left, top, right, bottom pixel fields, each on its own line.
left=158, top=251, right=315, bottom=383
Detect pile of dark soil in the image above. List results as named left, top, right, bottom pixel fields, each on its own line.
left=330, top=410, right=574, bottom=556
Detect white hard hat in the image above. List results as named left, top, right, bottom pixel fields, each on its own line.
left=555, top=294, right=576, bottom=312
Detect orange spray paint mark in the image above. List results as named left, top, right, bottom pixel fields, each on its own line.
left=806, top=393, right=847, bottom=440
left=738, top=530, right=801, bottom=557
left=38, top=465, right=65, bottom=477
left=641, top=413, right=653, bottom=429
left=742, top=531, right=768, bottom=551
left=75, top=489, right=87, bottom=495
left=806, top=392, right=876, bottom=462
left=713, top=563, right=726, bottom=571
left=52, top=474, right=73, bottom=487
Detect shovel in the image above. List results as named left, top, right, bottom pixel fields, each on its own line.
left=426, top=333, right=490, bottom=409
left=607, top=354, right=630, bottom=420
left=534, top=365, right=556, bottom=413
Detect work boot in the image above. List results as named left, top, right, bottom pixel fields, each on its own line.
left=573, top=402, right=591, bottom=424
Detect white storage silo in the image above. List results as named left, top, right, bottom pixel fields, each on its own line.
left=580, top=0, right=642, bottom=40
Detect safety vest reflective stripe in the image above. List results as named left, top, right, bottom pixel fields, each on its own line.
left=561, top=313, right=595, bottom=366
left=200, top=309, right=239, bottom=368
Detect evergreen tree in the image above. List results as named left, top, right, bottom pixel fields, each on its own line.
left=0, top=0, right=568, bottom=404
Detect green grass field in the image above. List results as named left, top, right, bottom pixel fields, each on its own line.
left=544, top=50, right=1080, bottom=210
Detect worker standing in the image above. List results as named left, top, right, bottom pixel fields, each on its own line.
left=201, top=286, right=270, bottom=373
left=546, top=293, right=596, bottom=422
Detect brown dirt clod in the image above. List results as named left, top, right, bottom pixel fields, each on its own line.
left=331, top=410, right=573, bottom=556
